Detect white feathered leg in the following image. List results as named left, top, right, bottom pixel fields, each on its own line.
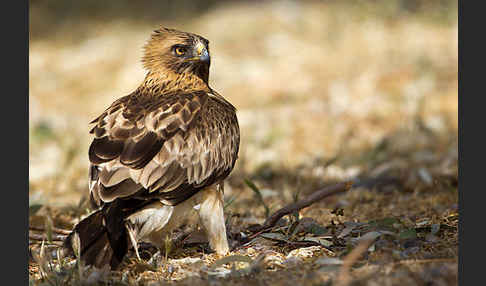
left=197, top=185, right=229, bottom=254
left=125, top=184, right=229, bottom=254
left=126, top=199, right=194, bottom=250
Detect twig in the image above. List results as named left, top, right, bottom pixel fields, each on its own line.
left=246, top=227, right=273, bottom=242
left=232, top=181, right=353, bottom=250
left=29, top=226, right=72, bottom=235
left=29, top=232, right=67, bottom=242
left=253, top=181, right=353, bottom=233
left=391, top=258, right=457, bottom=265
left=335, top=236, right=375, bottom=286
left=29, top=241, right=64, bottom=249
left=126, top=224, right=141, bottom=261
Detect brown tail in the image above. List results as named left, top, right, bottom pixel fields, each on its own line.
left=63, top=202, right=130, bottom=269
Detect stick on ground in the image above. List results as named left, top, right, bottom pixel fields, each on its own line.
left=29, top=226, right=72, bottom=235
left=29, top=232, right=67, bottom=242
left=251, top=181, right=353, bottom=233
left=335, top=236, right=375, bottom=286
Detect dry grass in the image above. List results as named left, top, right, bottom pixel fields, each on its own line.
left=29, top=1, right=457, bottom=285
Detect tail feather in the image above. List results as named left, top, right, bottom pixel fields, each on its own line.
left=64, top=204, right=129, bottom=269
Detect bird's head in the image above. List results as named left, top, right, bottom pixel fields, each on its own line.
left=142, top=27, right=211, bottom=84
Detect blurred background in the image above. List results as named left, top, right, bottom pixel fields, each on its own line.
left=29, top=1, right=458, bottom=283
left=29, top=0, right=457, bottom=212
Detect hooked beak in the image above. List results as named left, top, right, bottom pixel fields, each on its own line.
left=187, top=42, right=210, bottom=63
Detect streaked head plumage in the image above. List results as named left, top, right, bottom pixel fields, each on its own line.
left=142, top=26, right=211, bottom=82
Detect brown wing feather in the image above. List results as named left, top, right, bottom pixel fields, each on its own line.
left=88, top=90, right=239, bottom=208
left=89, top=137, right=124, bottom=164
left=119, top=131, right=164, bottom=169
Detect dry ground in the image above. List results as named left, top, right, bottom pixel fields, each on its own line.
left=29, top=1, right=458, bottom=285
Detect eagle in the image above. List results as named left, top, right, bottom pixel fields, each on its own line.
left=64, top=27, right=240, bottom=269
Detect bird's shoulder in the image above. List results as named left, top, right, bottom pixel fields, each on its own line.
left=90, top=88, right=237, bottom=135
left=90, top=90, right=209, bottom=137
left=88, top=89, right=237, bottom=168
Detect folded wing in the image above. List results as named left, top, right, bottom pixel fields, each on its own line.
left=88, top=91, right=239, bottom=208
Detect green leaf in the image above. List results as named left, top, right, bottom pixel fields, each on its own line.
left=301, top=237, right=333, bottom=247
left=309, top=225, right=328, bottom=235
left=45, top=216, right=53, bottom=244
left=224, top=195, right=237, bottom=210
left=244, top=178, right=270, bottom=218
left=398, top=228, right=417, bottom=240
left=368, top=217, right=400, bottom=229
left=31, top=121, right=56, bottom=142
left=260, top=232, right=287, bottom=242
left=358, top=231, right=391, bottom=242
left=378, top=217, right=400, bottom=227
left=29, top=204, right=43, bottom=216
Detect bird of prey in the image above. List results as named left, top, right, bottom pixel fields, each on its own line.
left=64, top=27, right=240, bottom=269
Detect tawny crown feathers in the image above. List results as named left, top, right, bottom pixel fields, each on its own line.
left=141, top=26, right=211, bottom=88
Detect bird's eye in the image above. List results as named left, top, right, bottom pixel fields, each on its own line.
left=173, top=46, right=187, bottom=56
